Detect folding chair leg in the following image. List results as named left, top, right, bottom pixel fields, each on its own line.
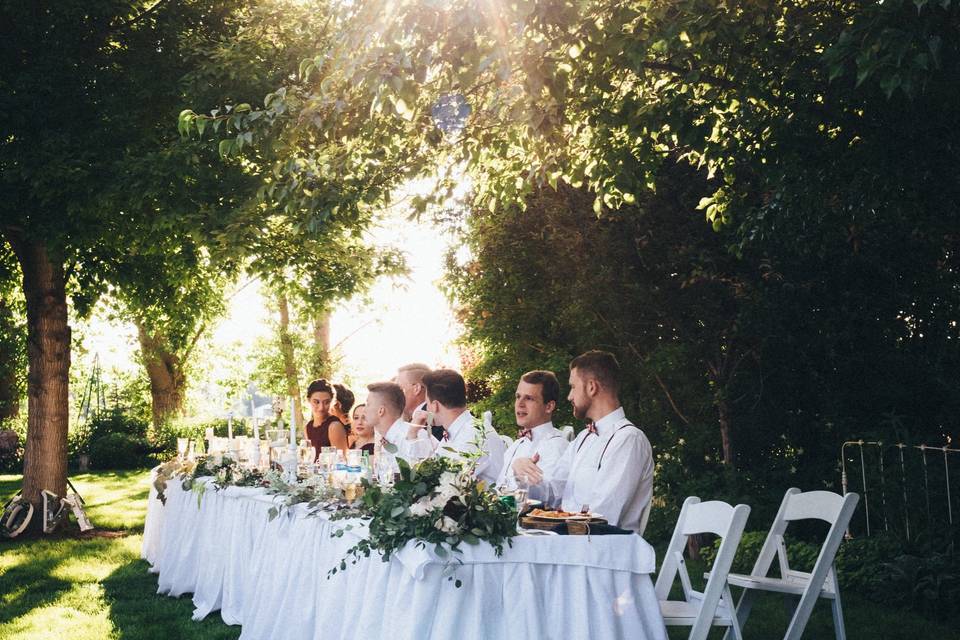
left=724, top=589, right=756, bottom=640
left=724, top=585, right=745, bottom=640
left=784, top=591, right=819, bottom=640
left=831, top=574, right=847, bottom=640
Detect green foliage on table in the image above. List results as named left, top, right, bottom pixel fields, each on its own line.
left=328, top=456, right=517, bottom=587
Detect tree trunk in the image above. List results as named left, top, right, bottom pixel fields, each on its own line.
left=717, top=393, right=735, bottom=466
left=3, top=229, right=70, bottom=510
left=136, top=323, right=186, bottom=429
left=311, top=312, right=331, bottom=379
left=277, top=290, right=304, bottom=429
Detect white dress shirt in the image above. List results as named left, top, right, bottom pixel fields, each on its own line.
left=537, top=407, right=653, bottom=533
left=495, top=422, right=568, bottom=489
left=427, top=410, right=506, bottom=486
left=382, top=418, right=431, bottom=463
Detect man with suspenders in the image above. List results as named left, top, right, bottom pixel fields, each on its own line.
left=512, top=350, right=654, bottom=533
left=496, top=370, right=569, bottom=490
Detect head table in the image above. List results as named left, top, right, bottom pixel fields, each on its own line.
left=142, top=472, right=668, bottom=640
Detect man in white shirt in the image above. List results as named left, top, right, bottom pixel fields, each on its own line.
left=396, top=363, right=430, bottom=421
left=412, top=369, right=506, bottom=485
left=512, top=350, right=654, bottom=533
left=364, top=381, right=430, bottom=463
left=496, top=370, right=569, bottom=490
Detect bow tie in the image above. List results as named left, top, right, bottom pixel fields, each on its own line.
left=585, top=422, right=598, bottom=435
left=442, top=429, right=450, bottom=441
left=519, top=428, right=533, bottom=441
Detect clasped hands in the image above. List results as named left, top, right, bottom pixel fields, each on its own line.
left=512, top=453, right=543, bottom=484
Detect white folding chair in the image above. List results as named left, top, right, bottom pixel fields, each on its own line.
left=656, top=496, right=751, bottom=640
left=499, top=433, right=514, bottom=448
left=724, top=488, right=860, bottom=640
left=560, top=425, right=575, bottom=441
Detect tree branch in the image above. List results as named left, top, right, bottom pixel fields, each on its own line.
left=109, top=0, right=175, bottom=34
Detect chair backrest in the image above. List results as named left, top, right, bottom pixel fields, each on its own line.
left=655, top=497, right=751, bottom=640
left=560, top=425, right=575, bottom=441
left=749, top=488, right=860, bottom=582
left=499, top=434, right=514, bottom=448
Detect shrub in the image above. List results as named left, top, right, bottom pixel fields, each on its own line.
left=89, top=432, right=149, bottom=469
left=700, top=529, right=960, bottom=621
left=0, top=428, right=21, bottom=472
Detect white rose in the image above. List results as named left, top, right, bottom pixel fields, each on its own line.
left=409, top=496, right=435, bottom=517
left=435, top=515, right=460, bottom=534
left=435, top=471, right=462, bottom=501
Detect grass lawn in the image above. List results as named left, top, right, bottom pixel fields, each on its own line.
left=1, top=471, right=958, bottom=640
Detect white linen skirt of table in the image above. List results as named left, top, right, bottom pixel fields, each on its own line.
left=144, top=479, right=668, bottom=640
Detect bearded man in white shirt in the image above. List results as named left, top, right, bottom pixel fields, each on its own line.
left=412, top=369, right=506, bottom=485
left=496, top=370, right=569, bottom=490
left=512, top=350, right=654, bottom=534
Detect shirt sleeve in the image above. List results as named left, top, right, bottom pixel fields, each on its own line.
left=495, top=441, right=519, bottom=488
left=536, top=437, right=570, bottom=481
left=399, top=431, right=435, bottom=461
left=529, top=435, right=577, bottom=507
left=585, top=432, right=651, bottom=525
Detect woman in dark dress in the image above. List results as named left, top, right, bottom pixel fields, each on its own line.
left=350, top=404, right=375, bottom=455
left=304, top=379, right=348, bottom=457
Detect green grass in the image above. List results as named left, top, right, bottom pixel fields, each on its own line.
left=1, top=471, right=958, bottom=640
left=0, top=471, right=239, bottom=640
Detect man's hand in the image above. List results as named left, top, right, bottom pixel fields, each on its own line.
left=411, top=408, right=430, bottom=426
left=406, top=423, right=427, bottom=440
left=512, top=457, right=544, bottom=485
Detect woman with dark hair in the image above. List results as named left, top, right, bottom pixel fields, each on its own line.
left=304, top=379, right=348, bottom=455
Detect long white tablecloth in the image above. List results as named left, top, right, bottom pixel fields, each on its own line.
left=142, top=475, right=668, bottom=640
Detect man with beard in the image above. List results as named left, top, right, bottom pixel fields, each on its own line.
left=511, top=350, right=653, bottom=533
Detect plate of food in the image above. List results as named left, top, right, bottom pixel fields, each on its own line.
left=524, top=508, right=605, bottom=522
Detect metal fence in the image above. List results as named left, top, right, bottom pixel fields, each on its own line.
left=841, top=439, right=960, bottom=539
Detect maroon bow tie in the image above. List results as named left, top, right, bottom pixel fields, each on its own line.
left=442, top=429, right=450, bottom=441
left=585, top=422, right=598, bottom=435
left=519, top=428, right=533, bottom=440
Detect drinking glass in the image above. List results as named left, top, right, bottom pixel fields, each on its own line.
left=177, top=438, right=189, bottom=460
left=514, top=474, right=531, bottom=512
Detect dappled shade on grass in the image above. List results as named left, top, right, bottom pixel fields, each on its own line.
left=2, top=470, right=959, bottom=639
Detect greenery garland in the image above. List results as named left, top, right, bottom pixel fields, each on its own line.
left=328, top=456, right=517, bottom=587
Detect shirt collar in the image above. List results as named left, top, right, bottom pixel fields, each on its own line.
left=384, top=418, right=408, bottom=444
left=447, top=410, right=474, bottom=439
left=593, top=407, right=626, bottom=436
left=528, top=421, right=556, bottom=442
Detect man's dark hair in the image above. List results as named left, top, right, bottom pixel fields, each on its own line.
left=422, top=369, right=467, bottom=409
left=333, top=383, right=355, bottom=413
left=569, top=350, right=621, bottom=393
left=366, top=382, right=405, bottom=415
left=306, top=378, right=333, bottom=397
left=520, top=370, right=560, bottom=405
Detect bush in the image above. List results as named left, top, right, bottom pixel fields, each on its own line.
left=0, top=428, right=22, bottom=472
left=700, top=529, right=960, bottom=621
left=89, top=432, right=150, bottom=469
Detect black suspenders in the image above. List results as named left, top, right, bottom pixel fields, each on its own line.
left=597, top=423, right=636, bottom=470
left=574, top=422, right=638, bottom=469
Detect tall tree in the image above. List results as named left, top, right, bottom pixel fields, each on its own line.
left=0, top=0, right=265, bottom=510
